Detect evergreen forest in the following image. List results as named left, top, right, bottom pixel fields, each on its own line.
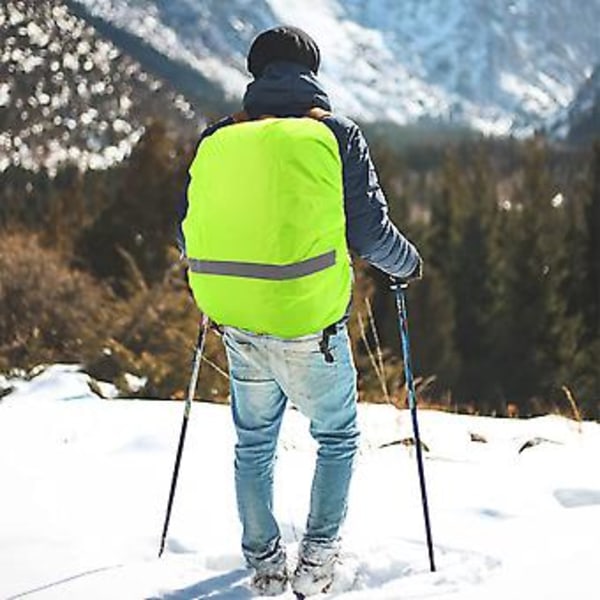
left=1, top=122, right=599, bottom=419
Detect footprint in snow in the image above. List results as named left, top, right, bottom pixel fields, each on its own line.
left=336, top=541, right=500, bottom=598
left=554, top=488, right=600, bottom=508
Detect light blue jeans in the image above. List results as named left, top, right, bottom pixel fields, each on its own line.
left=223, top=324, right=359, bottom=567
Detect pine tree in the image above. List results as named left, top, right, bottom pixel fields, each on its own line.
left=491, top=138, right=577, bottom=413
left=43, top=165, right=85, bottom=254
left=451, top=147, right=500, bottom=411
left=76, top=121, right=187, bottom=293
left=428, top=149, right=466, bottom=275
left=585, top=143, right=600, bottom=340
left=571, top=142, right=600, bottom=418
left=424, top=145, right=501, bottom=411
left=408, top=266, right=460, bottom=397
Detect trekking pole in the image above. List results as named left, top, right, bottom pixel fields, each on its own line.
left=391, top=279, right=436, bottom=572
left=158, top=314, right=209, bottom=558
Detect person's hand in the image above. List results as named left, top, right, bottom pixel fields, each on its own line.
left=407, top=258, right=423, bottom=282
left=390, top=258, right=423, bottom=287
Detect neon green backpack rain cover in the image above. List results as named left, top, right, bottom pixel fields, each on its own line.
left=182, top=117, right=351, bottom=338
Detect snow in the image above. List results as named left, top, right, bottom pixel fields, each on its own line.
left=0, top=0, right=199, bottom=175
left=1, top=366, right=599, bottom=599
left=123, top=372, right=148, bottom=393
left=4, top=364, right=103, bottom=403
left=26, top=20, right=50, bottom=47
left=0, top=82, right=11, bottom=107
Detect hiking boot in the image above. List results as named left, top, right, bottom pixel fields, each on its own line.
left=249, top=543, right=289, bottom=596
left=291, top=540, right=339, bottom=597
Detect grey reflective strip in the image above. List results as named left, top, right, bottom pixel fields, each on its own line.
left=188, top=250, right=336, bottom=280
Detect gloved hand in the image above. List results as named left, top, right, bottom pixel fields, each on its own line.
left=391, top=258, right=423, bottom=286
left=407, top=257, right=423, bottom=281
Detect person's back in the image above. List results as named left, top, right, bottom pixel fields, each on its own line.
left=183, top=116, right=351, bottom=337
left=180, top=26, right=422, bottom=597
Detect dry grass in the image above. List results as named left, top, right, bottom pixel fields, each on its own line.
left=0, top=232, right=114, bottom=371
left=561, top=385, right=583, bottom=433
left=357, top=310, right=391, bottom=404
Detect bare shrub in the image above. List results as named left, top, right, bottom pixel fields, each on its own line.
left=0, top=232, right=114, bottom=371
left=86, top=253, right=230, bottom=401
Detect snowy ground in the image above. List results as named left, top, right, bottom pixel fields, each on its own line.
left=1, top=365, right=599, bottom=599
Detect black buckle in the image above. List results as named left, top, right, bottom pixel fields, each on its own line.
left=319, top=324, right=337, bottom=363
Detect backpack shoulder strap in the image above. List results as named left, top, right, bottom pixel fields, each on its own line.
left=231, top=110, right=249, bottom=123
left=305, top=107, right=332, bottom=121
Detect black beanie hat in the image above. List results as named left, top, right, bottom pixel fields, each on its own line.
left=247, top=26, right=321, bottom=78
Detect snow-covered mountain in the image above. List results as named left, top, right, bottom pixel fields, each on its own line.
left=70, top=0, right=600, bottom=136
left=552, top=66, right=600, bottom=143
left=2, top=0, right=598, bottom=174
left=0, top=0, right=201, bottom=174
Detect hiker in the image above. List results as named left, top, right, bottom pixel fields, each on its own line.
left=178, top=26, right=422, bottom=597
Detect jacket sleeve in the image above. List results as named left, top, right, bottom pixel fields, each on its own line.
left=176, top=116, right=235, bottom=255
left=324, top=116, right=421, bottom=279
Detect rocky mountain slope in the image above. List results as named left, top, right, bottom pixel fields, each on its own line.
left=70, top=0, right=600, bottom=137
left=553, top=66, right=600, bottom=144
left=2, top=0, right=598, bottom=175
left=0, top=0, right=202, bottom=174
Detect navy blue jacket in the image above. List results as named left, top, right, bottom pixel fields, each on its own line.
left=178, top=61, right=421, bottom=280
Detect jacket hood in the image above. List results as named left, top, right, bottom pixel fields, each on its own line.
left=243, top=61, right=331, bottom=118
